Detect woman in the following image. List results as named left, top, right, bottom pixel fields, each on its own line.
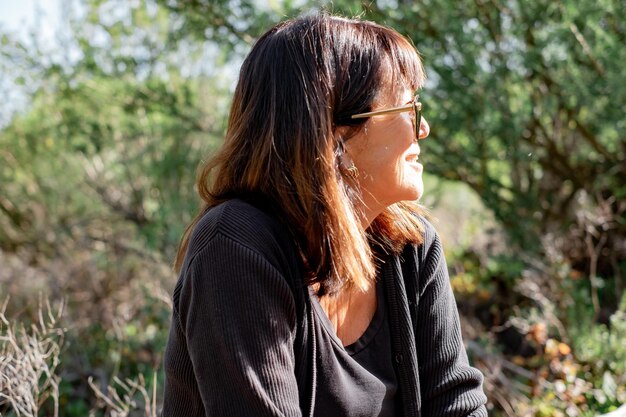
left=162, top=14, right=487, bottom=417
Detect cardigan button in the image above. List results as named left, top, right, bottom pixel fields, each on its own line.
left=394, top=353, right=403, bottom=364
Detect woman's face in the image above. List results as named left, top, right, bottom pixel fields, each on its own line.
left=344, top=86, right=430, bottom=216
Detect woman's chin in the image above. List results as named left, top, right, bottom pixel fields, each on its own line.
left=398, top=185, right=423, bottom=203
left=407, top=179, right=424, bottom=202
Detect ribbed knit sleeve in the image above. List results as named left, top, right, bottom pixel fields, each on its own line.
left=162, top=232, right=302, bottom=417
left=416, top=223, right=488, bottom=417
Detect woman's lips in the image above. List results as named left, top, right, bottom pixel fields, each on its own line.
left=406, top=147, right=422, bottom=171
left=405, top=153, right=420, bottom=163
left=408, top=160, right=423, bottom=172
left=406, top=156, right=424, bottom=172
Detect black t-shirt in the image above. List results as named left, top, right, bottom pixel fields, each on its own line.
left=311, top=279, right=399, bottom=417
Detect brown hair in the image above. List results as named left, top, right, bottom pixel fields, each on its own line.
left=175, top=14, right=426, bottom=295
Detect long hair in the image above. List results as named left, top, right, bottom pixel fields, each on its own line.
left=175, top=14, right=426, bottom=295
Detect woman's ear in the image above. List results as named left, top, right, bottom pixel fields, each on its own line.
left=335, top=126, right=359, bottom=180
left=334, top=125, right=352, bottom=142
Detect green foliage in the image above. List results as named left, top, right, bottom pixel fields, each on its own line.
left=0, top=0, right=230, bottom=261
left=154, top=0, right=303, bottom=51
left=443, top=223, right=626, bottom=415
left=524, top=296, right=626, bottom=415
left=572, top=295, right=626, bottom=377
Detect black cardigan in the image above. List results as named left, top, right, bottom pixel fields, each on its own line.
left=162, top=198, right=487, bottom=416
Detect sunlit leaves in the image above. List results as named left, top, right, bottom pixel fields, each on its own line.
left=0, top=0, right=230, bottom=259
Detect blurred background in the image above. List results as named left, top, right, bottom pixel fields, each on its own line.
left=0, top=0, right=624, bottom=415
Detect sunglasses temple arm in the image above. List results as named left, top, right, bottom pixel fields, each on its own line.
left=351, top=104, right=414, bottom=119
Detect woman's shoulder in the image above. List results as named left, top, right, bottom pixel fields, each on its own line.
left=401, top=214, right=443, bottom=261
left=193, top=198, right=274, bottom=235
left=416, top=215, right=439, bottom=246
left=186, top=198, right=299, bottom=270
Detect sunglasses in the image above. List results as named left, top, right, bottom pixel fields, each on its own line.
left=351, top=95, right=423, bottom=140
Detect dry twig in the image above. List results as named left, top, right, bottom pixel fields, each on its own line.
left=0, top=297, right=65, bottom=417
left=89, top=372, right=158, bottom=417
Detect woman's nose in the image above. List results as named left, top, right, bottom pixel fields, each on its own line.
left=418, top=117, right=430, bottom=140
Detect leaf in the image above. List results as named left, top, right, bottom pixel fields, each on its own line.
left=602, top=371, right=617, bottom=400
